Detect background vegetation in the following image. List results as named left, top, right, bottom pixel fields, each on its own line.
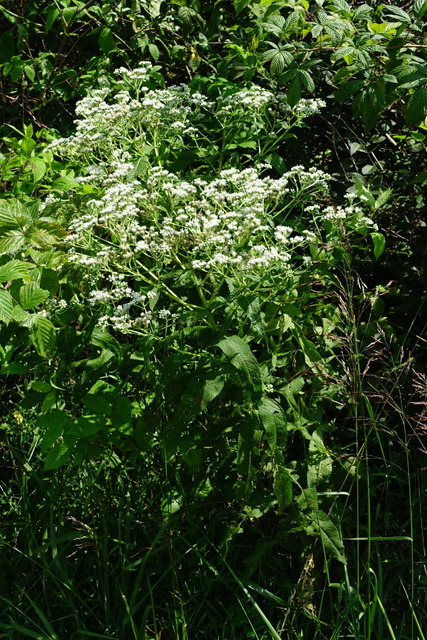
left=0, top=1, right=426, bottom=638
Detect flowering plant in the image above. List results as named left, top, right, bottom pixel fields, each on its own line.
left=20, top=66, right=379, bottom=559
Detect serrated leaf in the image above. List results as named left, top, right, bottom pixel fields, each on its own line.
left=271, top=51, right=292, bottom=76
left=375, top=188, right=393, bottom=209
left=44, top=442, right=71, bottom=470
left=0, top=289, right=13, bottom=323
left=0, top=234, right=25, bottom=255
left=353, top=4, right=373, bottom=20
left=11, top=304, right=27, bottom=322
left=257, top=397, right=287, bottom=451
left=307, top=429, right=333, bottom=487
left=384, top=5, right=411, bottom=22
left=413, top=0, right=427, bottom=19
left=29, top=315, right=55, bottom=357
left=298, top=69, right=315, bottom=92
left=284, top=11, right=300, bottom=31
left=315, top=510, right=347, bottom=563
left=405, top=87, right=427, bottom=127
left=329, top=0, right=352, bottom=16
left=0, top=202, right=21, bottom=230
left=217, top=335, right=262, bottom=394
left=21, top=137, right=36, bottom=157
left=371, top=232, right=386, bottom=259
left=0, top=259, right=30, bottom=282
left=19, top=283, right=50, bottom=309
left=333, top=46, right=356, bottom=61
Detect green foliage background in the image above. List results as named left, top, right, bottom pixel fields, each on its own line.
left=0, top=1, right=426, bottom=639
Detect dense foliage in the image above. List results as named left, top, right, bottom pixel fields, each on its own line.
left=0, top=1, right=426, bottom=639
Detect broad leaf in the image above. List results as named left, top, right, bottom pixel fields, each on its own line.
left=29, top=315, right=56, bottom=357
left=217, top=335, right=262, bottom=394
left=315, top=510, right=347, bottom=563
left=19, top=282, right=50, bottom=309
left=44, top=442, right=72, bottom=470
left=370, top=232, right=386, bottom=259
left=0, top=259, right=30, bottom=282
left=201, top=376, right=225, bottom=410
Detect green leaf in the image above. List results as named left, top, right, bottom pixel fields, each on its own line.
left=329, top=0, right=352, bottom=16
left=257, top=397, right=287, bottom=451
left=287, top=76, right=301, bottom=107
left=0, top=289, right=13, bottom=323
left=273, top=467, right=293, bottom=512
left=201, top=376, right=225, bottom=410
left=298, top=334, right=325, bottom=371
left=38, top=409, right=70, bottom=453
left=370, top=232, right=386, bottom=259
left=234, top=0, right=251, bottom=14
left=413, top=0, right=427, bottom=18
left=29, top=157, right=46, bottom=182
left=315, top=510, right=347, bottom=563
left=98, top=27, right=114, bottom=53
left=307, top=429, right=333, bottom=488
left=81, top=393, right=111, bottom=415
left=384, top=5, right=411, bottom=22
left=0, top=200, right=24, bottom=230
left=0, top=30, right=15, bottom=63
left=148, top=43, right=160, bottom=61
left=405, top=87, right=427, bottom=127
left=0, top=259, right=30, bottom=282
left=217, top=335, right=262, bottom=394
left=69, top=416, right=104, bottom=437
left=31, top=380, right=52, bottom=393
left=335, top=80, right=364, bottom=103
left=298, top=69, right=315, bottom=93
left=51, top=176, right=79, bottom=191
left=45, top=7, right=59, bottom=32
left=19, top=283, right=50, bottom=310
left=44, top=442, right=72, bottom=470
left=23, top=65, right=35, bottom=82
left=29, top=315, right=55, bottom=357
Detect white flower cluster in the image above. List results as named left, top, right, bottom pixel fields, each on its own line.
left=47, top=74, right=214, bottom=160
left=217, top=86, right=275, bottom=113
left=62, top=162, right=332, bottom=284
left=274, top=96, right=326, bottom=117
left=44, top=66, right=376, bottom=336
